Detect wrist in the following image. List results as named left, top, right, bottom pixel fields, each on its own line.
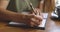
left=12, top=13, right=26, bottom=23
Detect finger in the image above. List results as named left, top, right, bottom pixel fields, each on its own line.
left=37, top=10, right=39, bottom=15
left=30, top=21, right=40, bottom=27
left=30, top=22, right=35, bottom=27
left=29, top=14, right=43, bottom=21
left=33, top=15, right=43, bottom=21
left=31, top=18, right=41, bottom=25
left=36, top=8, right=40, bottom=15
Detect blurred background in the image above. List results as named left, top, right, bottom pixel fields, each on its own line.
left=7, top=0, right=60, bottom=13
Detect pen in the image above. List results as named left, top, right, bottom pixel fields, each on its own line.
left=25, top=0, right=36, bottom=15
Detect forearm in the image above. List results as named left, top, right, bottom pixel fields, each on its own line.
left=0, top=8, right=24, bottom=22
left=0, top=0, right=26, bottom=22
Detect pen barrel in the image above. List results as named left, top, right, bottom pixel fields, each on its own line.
left=29, top=3, right=37, bottom=14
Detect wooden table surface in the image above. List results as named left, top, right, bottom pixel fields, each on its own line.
left=0, top=13, right=60, bottom=32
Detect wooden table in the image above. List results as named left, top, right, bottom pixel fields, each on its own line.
left=0, top=13, right=60, bottom=32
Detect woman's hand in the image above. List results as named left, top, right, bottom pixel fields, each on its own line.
left=12, top=13, right=43, bottom=27
left=12, top=8, right=43, bottom=27
left=24, top=14, right=43, bottom=27
left=30, top=8, right=43, bottom=27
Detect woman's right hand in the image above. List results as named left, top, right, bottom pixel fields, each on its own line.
left=12, top=13, right=43, bottom=27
